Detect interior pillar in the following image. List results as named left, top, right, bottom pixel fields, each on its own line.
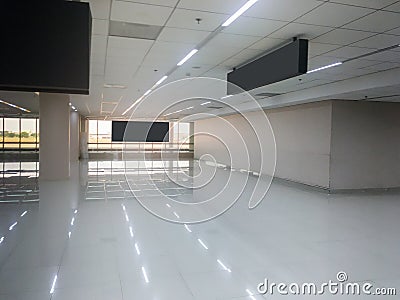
left=39, top=93, right=70, bottom=180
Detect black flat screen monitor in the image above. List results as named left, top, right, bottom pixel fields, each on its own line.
left=227, top=39, right=308, bottom=94
left=0, top=1, right=92, bottom=94
left=112, top=121, right=170, bottom=142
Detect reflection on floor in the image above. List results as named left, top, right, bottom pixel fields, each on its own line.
left=0, top=159, right=399, bottom=300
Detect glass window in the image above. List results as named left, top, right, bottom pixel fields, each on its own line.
left=4, top=118, right=20, bottom=149
left=36, top=118, right=40, bottom=145
left=21, top=118, right=37, bottom=149
left=97, top=120, right=111, bottom=144
left=0, top=118, right=3, bottom=149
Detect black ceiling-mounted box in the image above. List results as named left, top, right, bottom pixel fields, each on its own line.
left=227, top=39, right=308, bottom=94
left=0, top=1, right=92, bottom=94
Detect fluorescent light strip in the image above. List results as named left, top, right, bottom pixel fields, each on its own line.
left=135, top=243, right=141, bottom=255
left=173, top=211, right=180, bottom=219
left=0, top=99, right=31, bottom=113
left=20, top=211, right=27, bottom=217
left=70, top=218, right=75, bottom=226
left=0, top=237, right=4, bottom=244
left=143, top=89, right=152, bottom=97
left=177, top=49, right=198, bottom=66
left=184, top=224, right=192, bottom=233
left=125, top=214, right=130, bottom=222
left=201, top=101, right=211, bottom=106
left=129, top=226, right=134, bottom=237
left=68, top=232, right=71, bottom=238
left=307, top=62, right=342, bottom=74
left=217, top=259, right=232, bottom=273
left=155, top=75, right=168, bottom=86
left=104, top=84, right=126, bottom=89
left=122, top=96, right=144, bottom=115
left=9, top=222, right=17, bottom=231
left=222, top=0, right=258, bottom=27
left=166, top=203, right=171, bottom=208
left=197, top=238, right=208, bottom=250
left=50, top=275, right=58, bottom=294
left=74, top=209, right=78, bottom=214
left=142, top=267, right=149, bottom=283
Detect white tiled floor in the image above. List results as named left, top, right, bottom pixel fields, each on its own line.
left=0, top=159, right=399, bottom=299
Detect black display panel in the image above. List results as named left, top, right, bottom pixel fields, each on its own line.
left=0, top=1, right=92, bottom=94
left=112, top=121, right=170, bottom=142
left=227, top=39, right=308, bottom=94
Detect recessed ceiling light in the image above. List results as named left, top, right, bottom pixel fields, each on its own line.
left=0, top=99, right=31, bottom=113
left=222, top=0, right=258, bottom=27
left=307, top=62, right=342, bottom=74
left=104, top=84, right=126, bottom=89
left=177, top=49, right=198, bottom=66
left=155, top=75, right=168, bottom=86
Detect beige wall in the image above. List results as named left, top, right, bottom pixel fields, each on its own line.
left=330, top=101, right=400, bottom=189
left=195, top=102, right=332, bottom=188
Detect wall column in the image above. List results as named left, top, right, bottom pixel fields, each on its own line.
left=70, top=111, right=80, bottom=162
left=39, top=93, right=70, bottom=180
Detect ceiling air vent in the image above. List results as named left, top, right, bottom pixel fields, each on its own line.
left=109, top=21, right=162, bottom=40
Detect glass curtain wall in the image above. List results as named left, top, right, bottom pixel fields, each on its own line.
left=88, top=120, right=193, bottom=152
left=0, top=117, right=39, bottom=150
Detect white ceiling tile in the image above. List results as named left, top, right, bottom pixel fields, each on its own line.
left=144, top=41, right=197, bottom=65
left=296, top=2, right=374, bottom=27
left=364, top=50, right=400, bottom=62
left=330, top=0, right=398, bottom=9
left=308, top=42, right=342, bottom=57
left=247, top=37, right=286, bottom=51
left=166, top=9, right=228, bottom=31
left=107, top=36, right=153, bottom=61
left=157, top=27, right=210, bottom=44
left=362, top=61, right=400, bottom=71
left=220, top=49, right=264, bottom=68
left=269, top=23, right=332, bottom=40
left=352, top=34, right=400, bottom=49
left=383, top=1, right=400, bottom=12
left=206, top=32, right=260, bottom=49
left=92, top=19, right=109, bottom=36
left=82, top=0, right=111, bottom=19
left=386, top=26, right=400, bottom=35
left=190, top=46, right=241, bottom=65
left=243, top=0, right=322, bottom=22
left=222, top=17, right=287, bottom=37
left=111, top=1, right=173, bottom=25
left=322, top=46, right=374, bottom=59
left=122, top=0, right=179, bottom=7
left=177, top=0, right=249, bottom=14
left=344, top=11, right=400, bottom=33
left=312, top=28, right=375, bottom=45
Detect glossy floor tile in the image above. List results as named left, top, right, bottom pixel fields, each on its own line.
left=0, top=159, right=399, bottom=299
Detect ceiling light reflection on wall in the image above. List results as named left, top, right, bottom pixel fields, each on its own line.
left=222, top=0, right=258, bottom=27
left=201, top=101, right=211, bottom=106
